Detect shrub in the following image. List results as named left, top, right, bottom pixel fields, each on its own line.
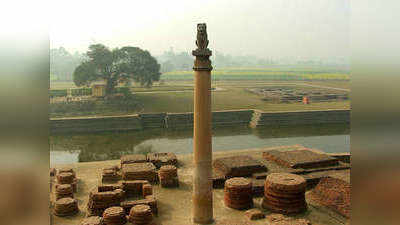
left=49, top=89, right=68, bottom=98
left=71, top=87, right=92, bottom=96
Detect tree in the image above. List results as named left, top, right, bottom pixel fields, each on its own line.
left=73, top=44, right=161, bottom=95
left=51, top=47, right=85, bottom=81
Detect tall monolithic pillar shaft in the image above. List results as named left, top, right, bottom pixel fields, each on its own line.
left=192, top=23, right=213, bottom=224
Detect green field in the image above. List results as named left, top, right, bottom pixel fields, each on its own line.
left=49, top=66, right=350, bottom=118
left=49, top=83, right=350, bottom=118
left=161, top=67, right=349, bottom=81
left=134, top=87, right=350, bottom=114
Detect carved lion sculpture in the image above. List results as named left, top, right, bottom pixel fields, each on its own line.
left=196, top=23, right=209, bottom=50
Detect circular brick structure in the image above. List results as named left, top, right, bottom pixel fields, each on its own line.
left=55, top=184, right=74, bottom=200
left=53, top=197, right=79, bottom=217
left=158, top=165, right=179, bottom=187
left=265, top=173, right=307, bottom=192
left=142, top=184, right=153, bottom=198
left=262, top=173, right=307, bottom=214
left=57, top=172, right=75, bottom=184
left=58, top=168, right=76, bottom=178
left=81, top=216, right=104, bottom=225
left=103, top=206, right=126, bottom=225
left=224, top=177, right=253, bottom=210
left=128, top=204, right=153, bottom=225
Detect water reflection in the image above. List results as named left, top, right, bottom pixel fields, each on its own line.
left=50, top=124, right=349, bottom=164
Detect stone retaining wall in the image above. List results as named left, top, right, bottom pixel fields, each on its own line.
left=50, top=109, right=350, bottom=133
left=249, top=109, right=350, bottom=128
left=51, top=115, right=143, bottom=133
left=139, top=113, right=167, bottom=129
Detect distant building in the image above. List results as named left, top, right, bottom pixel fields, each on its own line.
left=91, top=80, right=106, bottom=97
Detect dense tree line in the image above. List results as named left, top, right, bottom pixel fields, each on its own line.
left=155, top=48, right=275, bottom=72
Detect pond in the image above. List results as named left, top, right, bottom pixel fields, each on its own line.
left=50, top=124, right=350, bottom=165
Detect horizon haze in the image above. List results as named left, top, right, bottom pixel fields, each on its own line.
left=50, top=0, right=349, bottom=61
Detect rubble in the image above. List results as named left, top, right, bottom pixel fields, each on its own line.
left=311, top=177, right=350, bottom=218
left=244, top=208, right=265, bottom=220
left=81, top=216, right=104, bottom=225
left=50, top=168, right=57, bottom=177
left=147, top=152, right=178, bottom=168
left=266, top=213, right=311, bottom=225
left=251, top=179, right=264, bottom=197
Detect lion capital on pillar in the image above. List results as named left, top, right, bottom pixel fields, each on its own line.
left=193, top=23, right=213, bottom=71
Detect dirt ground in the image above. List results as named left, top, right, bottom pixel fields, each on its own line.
left=51, top=147, right=349, bottom=225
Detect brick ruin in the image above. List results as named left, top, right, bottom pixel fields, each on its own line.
left=247, top=86, right=349, bottom=103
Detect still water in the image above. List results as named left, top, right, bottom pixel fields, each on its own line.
left=50, top=124, right=350, bottom=165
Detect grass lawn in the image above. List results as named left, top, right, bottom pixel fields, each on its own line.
left=49, top=80, right=350, bottom=118
left=135, top=87, right=350, bottom=114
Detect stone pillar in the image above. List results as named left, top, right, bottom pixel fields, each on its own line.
left=192, top=23, right=213, bottom=224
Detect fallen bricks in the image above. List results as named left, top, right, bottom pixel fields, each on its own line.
left=251, top=179, right=265, bottom=197
left=244, top=208, right=265, bottom=220
left=266, top=213, right=311, bottom=225
left=50, top=168, right=57, bottom=177
left=310, top=176, right=350, bottom=218
left=80, top=216, right=104, bottom=225
left=147, top=152, right=178, bottom=168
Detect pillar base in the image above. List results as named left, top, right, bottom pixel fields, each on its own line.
left=193, top=218, right=214, bottom=224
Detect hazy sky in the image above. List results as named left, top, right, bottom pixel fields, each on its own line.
left=50, top=0, right=349, bottom=59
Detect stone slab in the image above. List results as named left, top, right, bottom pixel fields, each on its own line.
left=263, top=149, right=339, bottom=169
left=213, top=155, right=267, bottom=177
